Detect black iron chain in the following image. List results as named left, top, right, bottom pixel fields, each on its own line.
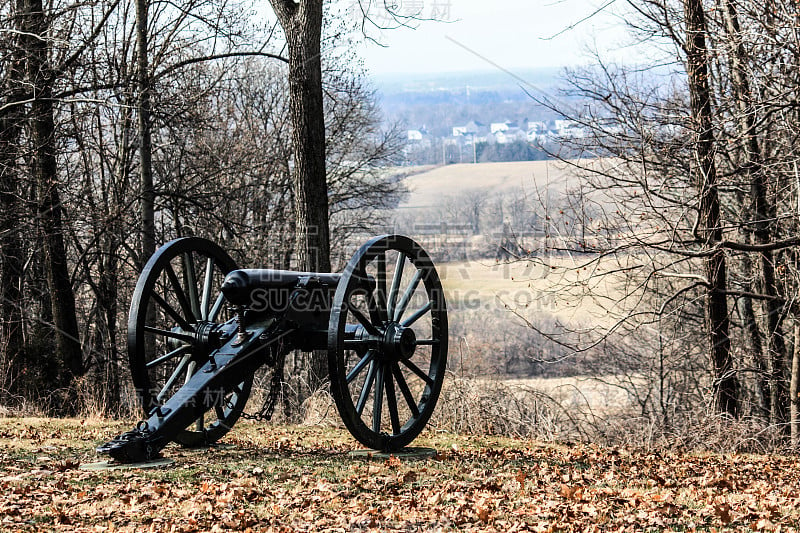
left=241, top=342, right=288, bottom=422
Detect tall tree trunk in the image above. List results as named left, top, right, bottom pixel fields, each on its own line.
left=720, top=0, right=786, bottom=426
left=0, top=49, right=25, bottom=399
left=135, top=0, right=155, bottom=264
left=22, top=0, right=84, bottom=390
left=792, top=320, right=800, bottom=446
left=273, top=0, right=330, bottom=273
left=737, top=290, right=770, bottom=416
left=0, top=0, right=26, bottom=397
left=270, top=0, right=331, bottom=392
left=684, top=0, right=738, bottom=416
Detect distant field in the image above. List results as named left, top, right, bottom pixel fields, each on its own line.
left=389, top=160, right=643, bottom=326
left=398, top=160, right=592, bottom=208
left=438, top=256, right=636, bottom=327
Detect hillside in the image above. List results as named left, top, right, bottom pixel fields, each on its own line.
left=398, top=160, right=578, bottom=209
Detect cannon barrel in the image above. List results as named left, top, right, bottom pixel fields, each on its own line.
left=220, top=269, right=343, bottom=306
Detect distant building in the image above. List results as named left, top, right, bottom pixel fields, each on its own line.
left=495, top=127, right=527, bottom=144
left=452, top=120, right=483, bottom=137
left=490, top=122, right=509, bottom=134
left=408, top=125, right=433, bottom=143
left=553, top=119, right=587, bottom=138
left=407, top=129, right=424, bottom=141
left=490, top=121, right=518, bottom=134
left=527, top=121, right=547, bottom=133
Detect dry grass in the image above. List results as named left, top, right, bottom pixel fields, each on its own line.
left=288, top=374, right=643, bottom=444
left=438, top=255, right=640, bottom=328
left=398, top=160, right=582, bottom=208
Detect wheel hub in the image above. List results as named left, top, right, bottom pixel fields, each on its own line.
left=167, top=322, right=224, bottom=353
left=381, top=322, right=416, bottom=361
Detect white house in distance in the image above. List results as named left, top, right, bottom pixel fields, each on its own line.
left=490, top=121, right=518, bottom=134
left=407, top=125, right=431, bottom=142
left=553, top=119, right=586, bottom=137
left=452, top=120, right=483, bottom=137
left=447, top=118, right=588, bottom=146
left=494, top=127, right=527, bottom=144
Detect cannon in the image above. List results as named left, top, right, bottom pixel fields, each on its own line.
left=98, top=235, right=448, bottom=463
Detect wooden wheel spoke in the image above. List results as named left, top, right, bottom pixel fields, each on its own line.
left=150, top=291, right=192, bottom=331
left=372, top=363, right=385, bottom=433
left=394, top=269, right=423, bottom=322
left=184, top=360, right=196, bottom=385
left=346, top=350, right=375, bottom=384
left=209, top=293, right=225, bottom=322
left=215, top=405, right=226, bottom=420
left=415, top=339, right=440, bottom=346
left=200, top=257, right=214, bottom=320
left=182, top=252, right=200, bottom=320
left=401, top=301, right=432, bottom=327
left=366, top=291, right=383, bottom=327
left=375, top=252, right=388, bottom=323
left=347, top=301, right=380, bottom=336
left=144, top=325, right=194, bottom=343
left=156, top=353, right=192, bottom=402
left=344, top=339, right=370, bottom=347
left=146, top=346, right=190, bottom=369
left=401, top=358, right=434, bottom=386
left=387, top=252, right=406, bottom=319
left=165, top=264, right=195, bottom=321
left=384, top=370, right=402, bottom=435
left=392, top=362, right=420, bottom=417
left=356, top=361, right=377, bottom=416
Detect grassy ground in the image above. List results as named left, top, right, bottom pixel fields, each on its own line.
left=1, top=418, right=799, bottom=531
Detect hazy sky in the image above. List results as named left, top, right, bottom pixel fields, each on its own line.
left=352, top=0, right=632, bottom=74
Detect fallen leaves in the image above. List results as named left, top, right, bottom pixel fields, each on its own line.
left=714, top=501, right=733, bottom=524
left=559, top=484, right=584, bottom=500
left=52, top=459, right=80, bottom=472
left=1, top=418, right=800, bottom=531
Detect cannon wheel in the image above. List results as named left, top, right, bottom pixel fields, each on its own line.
left=329, top=235, right=448, bottom=451
left=128, top=237, right=252, bottom=447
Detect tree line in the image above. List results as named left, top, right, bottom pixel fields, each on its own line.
left=0, top=0, right=404, bottom=414
left=536, top=0, right=800, bottom=443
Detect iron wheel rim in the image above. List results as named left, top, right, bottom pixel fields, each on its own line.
left=128, top=237, right=252, bottom=446
left=328, top=234, right=448, bottom=451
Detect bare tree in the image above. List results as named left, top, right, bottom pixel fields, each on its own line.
left=269, top=0, right=330, bottom=274
left=523, top=0, right=800, bottom=442
left=135, top=0, right=155, bottom=265
left=0, top=0, right=26, bottom=399
left=683, top=0, right=738, bottom=415
left=24, top=0, right=84, bottom=394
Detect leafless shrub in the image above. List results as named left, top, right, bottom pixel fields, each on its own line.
left=574, top=405, right=791, bottom=454
left=659, top=415, right=790, bottom=455
left=429, top=374, right=588, bottom=441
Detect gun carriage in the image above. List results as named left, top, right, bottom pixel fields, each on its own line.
left=99, top=235, right=448, bottom=463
